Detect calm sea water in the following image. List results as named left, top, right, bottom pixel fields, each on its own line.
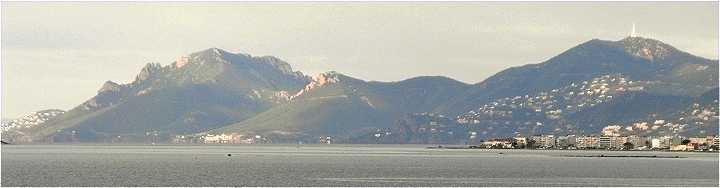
left=1, top=144, right=718, bottom=187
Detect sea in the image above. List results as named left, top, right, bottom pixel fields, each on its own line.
left=1, top=144, right=718, bottom=187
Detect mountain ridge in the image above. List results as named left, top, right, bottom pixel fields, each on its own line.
left=435, top=37, right=718, bottom=116
left=3, top=36, right=717, bottom=143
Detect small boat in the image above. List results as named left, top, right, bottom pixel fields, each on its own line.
left=426, top=145, right=445, bottom=149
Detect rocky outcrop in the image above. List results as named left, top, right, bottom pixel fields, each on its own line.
left=83, top=81, right=125, bottom=110
left=175, top=56, right=190, bottom=68
left=291, top=71, right=342, bottom=99
left=98, top=81, right=122, bottom=94
left=135, top=63, right=163, bottom=82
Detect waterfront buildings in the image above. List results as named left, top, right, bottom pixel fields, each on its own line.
left=530, top=135, right=556, bottom=148
left=599, top=136, right=627, bottom=149
left=480, top=138, right=515, bottom=148
left=576, top=135, right=600, bottom=149
left=171, top=131, right=719, bottom=153
left=556, top=135, right=576, bottom=148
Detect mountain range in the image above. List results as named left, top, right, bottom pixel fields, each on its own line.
left=2, top=36, right=718, bottom=144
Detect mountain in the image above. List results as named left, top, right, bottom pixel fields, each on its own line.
left=10, top=48, right=310, bottom=143
left=372, top=76, right=471, bottom=113
left=436, top=37, right=718, bottom=116
left=10, top=48, right=470, bottom=143
left=453, top=74, right=716, bottom=138
left=7, top=36, right=717, bottom=144
left=349, top=37, right=718, bottom=143
left=352, top=74, right=718, bottom=144
left=210, top=72, right=470, bottom=142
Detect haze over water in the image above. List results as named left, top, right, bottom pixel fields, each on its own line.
left=2, top=145, right=718, bottom=187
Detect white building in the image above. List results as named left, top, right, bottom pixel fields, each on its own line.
left=651, top=136, right=672, bottom=149
left=202, top=133, right=247, bottom=144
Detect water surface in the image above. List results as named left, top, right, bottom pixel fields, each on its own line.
left=2, top=145, right=718, bottom=186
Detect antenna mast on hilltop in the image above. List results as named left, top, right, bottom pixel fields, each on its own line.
left=630, top=23, right=637, bottom=37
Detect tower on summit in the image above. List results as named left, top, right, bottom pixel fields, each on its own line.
left=630, top=23, right=637, bottom=37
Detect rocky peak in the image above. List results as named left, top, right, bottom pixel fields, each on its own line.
left=290, top=71, right=343, bottom=99
left=619, top=37, right=676, bottom=61
left=256, top=56, right=296, bottom=75
left=184, top=48, right=309, bottom=84
left=135, top=63, right=163, bottom=82
left=195, top=47, right=228, bottom=56
left=188, top=47, right=239, bottom=63
left=98, top=81, right=122, bottom=93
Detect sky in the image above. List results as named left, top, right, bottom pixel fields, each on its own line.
left=1, top=1, right=718, bottom=118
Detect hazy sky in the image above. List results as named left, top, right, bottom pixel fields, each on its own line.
left=1, top=2, right=718, bottom=118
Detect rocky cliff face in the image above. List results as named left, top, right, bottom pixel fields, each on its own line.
left=136, top=63, right=163, bottom=82
left=291, top=71, right=342, bottom=99
left=98, top=81, right=122, bottom=93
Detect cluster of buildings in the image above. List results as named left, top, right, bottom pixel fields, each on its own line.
left=479, top=134, right=720, bottom=152
left=172, top=133, right=269, bottom=144
left=458, top=74, right=640, bottom=124
left=1, top=110, right=65, bottom=132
